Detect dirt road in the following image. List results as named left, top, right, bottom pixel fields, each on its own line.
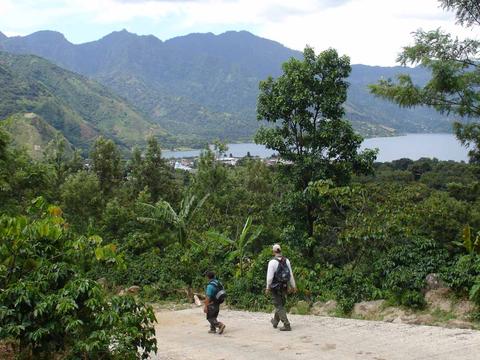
left=153, top=308, right=480, bottom=360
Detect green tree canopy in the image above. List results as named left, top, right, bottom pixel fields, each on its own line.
left=370, top=0, right=480, bottom=162
left=255, top=46, right=376, bottom=237
left=127, top=137, right=177, bottom=203
left=441, top=0, right=480, bottom=27
left=90, top=136, right=122, bottom=195
left=256, top=46, right=376, bottom=188
left=61, top=170, right=103, bottom=231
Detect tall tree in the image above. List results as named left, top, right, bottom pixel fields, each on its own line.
left=44, top=135, right=84, bottom=188
left=126, top=138, right=177, bottom=203
left=370, top=0, right=480, bottom=162
left=90, top=136, right=122, bottom=195
left=61, top=171, right=103, bottom=231
left=255, top=46, right=376, bottom=236
left=142, top=137, right=176, bottom=202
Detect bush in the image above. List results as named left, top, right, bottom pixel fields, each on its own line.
left=442, top=254, right=480, bottom=296
left=318, top=268, right=378, bottom=313
left=373, top=237, right=448, bottom=308
left=0, top=202, right=157, bottom=359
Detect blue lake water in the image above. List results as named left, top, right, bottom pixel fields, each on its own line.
left=163, top=133, right=470, bottom=162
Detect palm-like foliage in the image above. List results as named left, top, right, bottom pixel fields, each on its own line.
left=137, top=194, right=209, bottom=245
left=207, top=216, right=261, bottom=277
left=454, top=225, right=480, bottom=255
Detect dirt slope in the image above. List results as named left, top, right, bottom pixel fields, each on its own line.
left=153, top=308, right=480, bottom=360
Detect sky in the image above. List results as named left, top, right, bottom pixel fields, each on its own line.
left=0, top=0, right=477, bottom=66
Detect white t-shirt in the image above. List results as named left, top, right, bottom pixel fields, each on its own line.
left=266, top=256, right=296, bottom=289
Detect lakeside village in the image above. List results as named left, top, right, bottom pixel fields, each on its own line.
left=170, top=153, right=291, bottom=172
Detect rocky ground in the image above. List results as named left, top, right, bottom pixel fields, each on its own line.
left=293, top=275, right=479, bottom=330
left=305, top=290, right=477, bottom=330
left=152, top=307, right=480, bottom=360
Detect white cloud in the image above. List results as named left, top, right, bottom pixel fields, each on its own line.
left=0, top=0, right=476, bottom=65
left=3, top=30, right=27, bottom=37
left=259, top=0, right=475, bottom=65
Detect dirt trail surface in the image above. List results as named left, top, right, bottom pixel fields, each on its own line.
left=152, top=308, right=480, bottom=360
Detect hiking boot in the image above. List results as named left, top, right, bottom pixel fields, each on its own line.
left=279, top=325, right=291, bottom=331
left=218, top=323, right=226, bottom=334
left=271, top=318, right=278, bottom=329
left=208, top=329, right=216, bottom=334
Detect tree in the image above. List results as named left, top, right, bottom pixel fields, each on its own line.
left=370, top=0, right=480, bottom=162
left=44, top=135, right=84, bottom=188
left=255, top=46, right=377, bottom=236
left=213, top=140, right=228, bottom=158
left=126, top=138, right=178, bottom=203
left=192, top=148, right=230, bottom=198
left=441, top=0, right=480, bottom=27
left=61, top=170, right=102, bottom=231
left=206, top=216, right=261, bottom=277
left=90, top=136, right=122, bottom=195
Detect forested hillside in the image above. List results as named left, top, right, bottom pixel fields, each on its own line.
left=0, top=30, right=455, bottom=143
left=0, top=51, right=171, bottom=152
left=0, top=113, right=73, bottom=160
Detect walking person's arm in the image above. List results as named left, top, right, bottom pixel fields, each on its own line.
left=286, top=259, right=297, bottom=293
left=265, top=260, right=275, bottom=294
left=204, top=296, right=211, bottom=313
left=204, top=283, right=214, bottom=313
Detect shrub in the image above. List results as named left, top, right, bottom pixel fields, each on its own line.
left=373, top=237, right=448, bottom=308
left=0, top=201, right=157, bottom=359
left=442, top=254, right=480, bottom=296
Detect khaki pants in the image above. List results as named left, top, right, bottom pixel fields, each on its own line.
left=271, top=288, right=290, bottom=326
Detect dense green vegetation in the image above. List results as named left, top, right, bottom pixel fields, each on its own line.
left=0, top=28, right=455, bottom=145
left=2, top=40, right=480, bottom=357
left=2, top=113, right=480, bottom=319
left=0, top=51, right=172, bottom=153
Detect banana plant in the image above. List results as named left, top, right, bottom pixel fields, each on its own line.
left=137, top=193, right=209, bottom=246
left=206, top=216, right=262, bottom=277
left=453, top=225, right=480, bottom=255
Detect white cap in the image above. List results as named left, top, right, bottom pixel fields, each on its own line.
left=272, top=244, right=282, bottom=253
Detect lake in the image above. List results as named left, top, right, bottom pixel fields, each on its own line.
left=163, top=133, right=470, bottom=162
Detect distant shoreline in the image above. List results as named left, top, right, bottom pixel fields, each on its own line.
left=161, top=131, right=456, bottom=152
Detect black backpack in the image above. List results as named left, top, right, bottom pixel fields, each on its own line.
left=272, top=257, right=291, bottom=288
left=210, top=279, right=226, bottom=304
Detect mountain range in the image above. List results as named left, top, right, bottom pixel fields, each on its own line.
left=0, top=29, right=455, bottom=151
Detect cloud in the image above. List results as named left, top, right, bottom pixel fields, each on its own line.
left=113, top=0, right=208, bottom=2
left=113, top=0, right=215, bottom=2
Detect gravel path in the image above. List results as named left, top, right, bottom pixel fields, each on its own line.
left=152, top=308, right=480, bottom=360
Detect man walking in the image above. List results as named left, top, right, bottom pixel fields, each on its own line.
left=266, top=244, right=296, bottom=331
left=204, top=271, right=226, bottom=334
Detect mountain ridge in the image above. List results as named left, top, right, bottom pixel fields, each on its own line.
left=0, top=51, right=170, bottom=152
left=0, top=29, right=455, bottom=145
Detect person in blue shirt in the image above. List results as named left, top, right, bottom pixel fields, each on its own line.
left=204, top=271, right=226, bottom=334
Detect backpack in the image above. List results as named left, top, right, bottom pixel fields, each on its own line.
left=210, top=279, right=226, bottom=304
left=272, top=257, right=291, bottom=289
